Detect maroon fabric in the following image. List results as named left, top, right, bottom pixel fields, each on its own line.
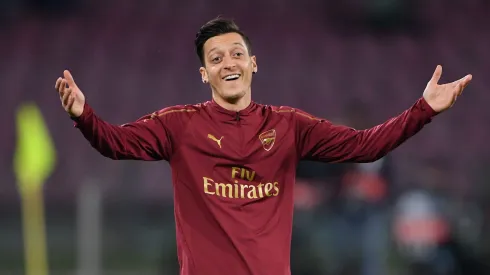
left=72, top=97, right=435, bottom=275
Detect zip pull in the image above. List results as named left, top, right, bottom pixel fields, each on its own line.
left=235, top=112, right=240, bottom=121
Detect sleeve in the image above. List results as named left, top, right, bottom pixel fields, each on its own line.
left=73, top=102, right=187, bottom=161
left=295, top=97, right=438, bottom=163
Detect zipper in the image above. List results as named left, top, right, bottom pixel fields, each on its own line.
left=235, top=112, right=242, bottom=153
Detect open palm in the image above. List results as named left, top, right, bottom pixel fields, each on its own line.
left=55, top=70, right=86, bottom=118
left=423, top=65, right=472, bottom=113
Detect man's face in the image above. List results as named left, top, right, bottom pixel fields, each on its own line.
left=200, top=32, right=257, bottom=102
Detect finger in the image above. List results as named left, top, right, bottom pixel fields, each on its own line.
left=66, top=94, right=76, bottom=110
left=450, top=74, right=472, bottom=87
left=450, top=94, right=458, bottom=108
left=63, top=70, right=77, bottom=88
left=58, top=79, right=67, bottom=98
left=459, top=76, right=472, bottom=96
left=62, top=88, right=72, bottom=106
left=453, top=75, right=472, bottom=96
left=55, top=77, right=62, bottom=90
left=58, top=79, right=65, bottom=97
left=456, top=82, right=463, bottom=96
left=458, top=81, right=467, bottom=96
left=429, top=65, right=442, bottom=85
left=62, top=88, right=70, bottom=106
left=461, top=74, right=472, bottom=89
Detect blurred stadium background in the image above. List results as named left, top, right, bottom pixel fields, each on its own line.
left=1, top=0, right=489, bottom=274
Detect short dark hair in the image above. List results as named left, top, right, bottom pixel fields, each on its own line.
left=195, top=16, right=253, bottom=66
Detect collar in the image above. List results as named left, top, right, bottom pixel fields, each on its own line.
left=207, top=99, right=258, bottom=122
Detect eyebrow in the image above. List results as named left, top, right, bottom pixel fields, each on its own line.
left=207, top=42, right=245, bottom=56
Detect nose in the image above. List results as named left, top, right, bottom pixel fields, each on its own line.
left=222, top=55, right=236, bottom=70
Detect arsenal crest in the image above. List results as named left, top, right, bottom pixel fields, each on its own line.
left=259, top=129, right=276, bottom=151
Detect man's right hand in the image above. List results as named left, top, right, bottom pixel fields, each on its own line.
left=55, top=70, right=86, bottom=118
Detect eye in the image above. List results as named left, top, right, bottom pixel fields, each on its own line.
left=211, top=56, right=221, bottom=63
left=234, top=52, right=243, bottom=57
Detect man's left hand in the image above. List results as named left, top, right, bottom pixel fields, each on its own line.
left=423, top=65, right=472, bottom=113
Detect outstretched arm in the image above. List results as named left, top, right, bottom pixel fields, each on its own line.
left=296, top=65, right=472, bottom=163
left=55, top=70, right=175, bottom=161
left=73, top=104, right=173, bottom=161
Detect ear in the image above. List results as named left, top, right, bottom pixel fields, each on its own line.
left=251, top=56, right=258, bottom=74
left=199, top=67, right=208, bottom=83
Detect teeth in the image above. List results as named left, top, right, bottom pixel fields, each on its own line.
left=224, top=74, right=240, bottom=80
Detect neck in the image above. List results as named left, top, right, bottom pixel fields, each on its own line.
left=212, top=91, right=252, bottom=112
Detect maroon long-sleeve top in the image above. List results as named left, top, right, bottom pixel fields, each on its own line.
left=74, top=97, right=437, bottom=275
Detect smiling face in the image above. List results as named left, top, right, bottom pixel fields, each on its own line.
left=199, top=32, right=257, bottom=104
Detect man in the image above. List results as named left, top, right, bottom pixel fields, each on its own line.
left=55, top=17, right=472, bottom=275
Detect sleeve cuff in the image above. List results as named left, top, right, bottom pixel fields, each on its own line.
left=72, top=103, right=92, bottom=128
left=418, top=97, right=439, bottom=119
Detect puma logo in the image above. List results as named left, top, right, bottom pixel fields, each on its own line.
left=207, top=134, right=224, bottom=148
